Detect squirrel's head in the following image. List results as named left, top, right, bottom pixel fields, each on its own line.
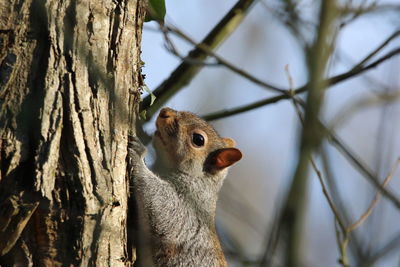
left=153, top=107, right=242, bottom=178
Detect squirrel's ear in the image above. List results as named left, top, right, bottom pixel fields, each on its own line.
left=223, top=137, right=236, bottom=147
left=205, top=148, right=242, bottom=173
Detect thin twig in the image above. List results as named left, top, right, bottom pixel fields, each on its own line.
left=320, top=146, right=364, bottom=258
left=278, top=3, right=339, bottom=264
left=328, top=91, right=400, bottom=130
left=159, top=25, right=220, bottom=66
left=141, top=0, right=258, bottom=120
left=352, top=30, right=400, bottom=68
left=327, top=47, right=400, bottom=85
left=310, top=158, right=348, bottom=232
left=287, top=65, right=400, bottom=267
left=145, top=22, right=400, bottom=123
left=328, top=132, right=400, bottom=209
left=286, top=63, right=347, bottom=234
left=337, top=158, right=400, bottom=267
left=338, top=0, right=375, bottom=29
left=290, top=98, right=400, bottom=210
left=339, top=3, right=400, bottom=14
left=261, top=0, right=310, bottom=47
left=203, top=48, right=400, bottom=121
left=348, top=158, right=400, bottom=231
left=290, top=94, right=347, bottom=233
left=167, top=26, right=286, bottom=93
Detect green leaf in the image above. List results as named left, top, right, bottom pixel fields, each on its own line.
left=142, top=84, right=156, bottom=106
left=145, top=0, right=166, bottom=22
left=140, top=110, right=147, bottom=120
left=137, top=84, right=156, bottom=120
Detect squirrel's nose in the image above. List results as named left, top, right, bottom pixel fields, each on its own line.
left=159, top=108, right=176, bottom=119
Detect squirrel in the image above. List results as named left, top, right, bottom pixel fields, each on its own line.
left=128, top=107, right=242, bottom=267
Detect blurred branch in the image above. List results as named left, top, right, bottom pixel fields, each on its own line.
left=320, top=146, right=351, bottom=224
left=336, top=51, right=395, bottom=94
left=141, top=0, right=258, bottom=120
left=279, top=0, right=303, bottom=40
left=217, top=220, right=258, bottom=265
left=364, top=78, right=399, bottom=259
left=273, top=1, right=338, bottom=266
left=328, top=47, right=400, bottom=84
left=320, top=146, right=364, bottom=259
left=337, top=158, right=400, bottom=267
left=348, top=159, right=399, bottom=232
left=339, top=3, right=400, bottom=16
left=155, top=25, right=220, bottom=67
left=292, top=99, right=400, bottom=209
left=354, top=30, right=400, bottom=68
left=260, top=28, right=400, bottom=266
left=221, top=181, right=266, bottom=233
left=338, top=0, right=375, bottom=29
left=204, top=93, right=288, bottom=121
left=329, top=90, right=400, bottom=130
left=285, top=65, right=347, bottom=234
left=146, top=18, right=399, bottom=123
left=259, top=209, right=283, bottom=266
left=367, top=231, right=400, bottom=265
left=166, top=26, right=286, bottom=94
left=293, top=94, right=400, bottom=266
left=288, top=85, right=353, bottom=266
left=258, top=67, right=299, bottom=267
left=290, top=93, right=347, bottom=233
left=203, top=44, right=400, bottom=121
left=261, top=0, right=312, bottom=47
left=328, top=132, right=400, bottom=209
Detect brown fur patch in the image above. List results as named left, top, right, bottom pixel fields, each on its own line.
left=162, top=242, right=182, bottom=258
left=211, top=231, right=227, bottom=267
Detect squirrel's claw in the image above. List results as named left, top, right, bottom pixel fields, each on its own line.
left=128, top=135, right=147, bottom=158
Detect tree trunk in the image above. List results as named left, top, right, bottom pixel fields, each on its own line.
left=0, top=0, right=145, bottom=265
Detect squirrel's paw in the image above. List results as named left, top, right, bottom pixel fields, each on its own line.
left=128, top=135, right=147, bottom=159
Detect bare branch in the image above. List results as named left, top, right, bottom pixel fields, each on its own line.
left=337, top=158, right=400, bottom=267
left=348, top=158, right=400, bottom=231
left=274, top=1, right=339, bottom=265
left=141, top=0, right=258, bottom=120
left=328, top=133, right=400, bottom=209
left=328, top=91, right=400, bottom=130
left=276, top=66, right=400, bottom=266
left=203, top=45, right=400, bottom=121
left=293, top=101, right=400, bottom=210
left=353, top=30, right=400, bottom=68
left=167, top=26, right=286, bottom=94
left=329, top=47, right=400, bottom=85
left=339, top=3, right=400, bottom=16
left=289, top=93, right=347, bottom=234
left=156, top=25, right=221, bottom=67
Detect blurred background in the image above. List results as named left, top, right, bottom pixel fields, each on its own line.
left=140, top=0, right=400, bottom=266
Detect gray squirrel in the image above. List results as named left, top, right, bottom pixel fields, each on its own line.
left=128, top=107, right=242, bottom=266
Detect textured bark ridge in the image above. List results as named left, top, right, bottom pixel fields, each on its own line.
left=0, top=0, right=145, bottom=265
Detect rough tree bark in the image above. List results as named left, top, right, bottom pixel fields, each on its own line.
left=0, top=0, right=145, bottom=266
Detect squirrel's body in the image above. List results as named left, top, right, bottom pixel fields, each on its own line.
left=130, top=107, right=242, bottom=266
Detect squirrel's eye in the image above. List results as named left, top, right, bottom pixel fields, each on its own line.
left=192, top=133, right=205, bottom=147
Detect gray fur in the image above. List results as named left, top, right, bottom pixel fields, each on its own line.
left=129, top=136, right=228, bottom=267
